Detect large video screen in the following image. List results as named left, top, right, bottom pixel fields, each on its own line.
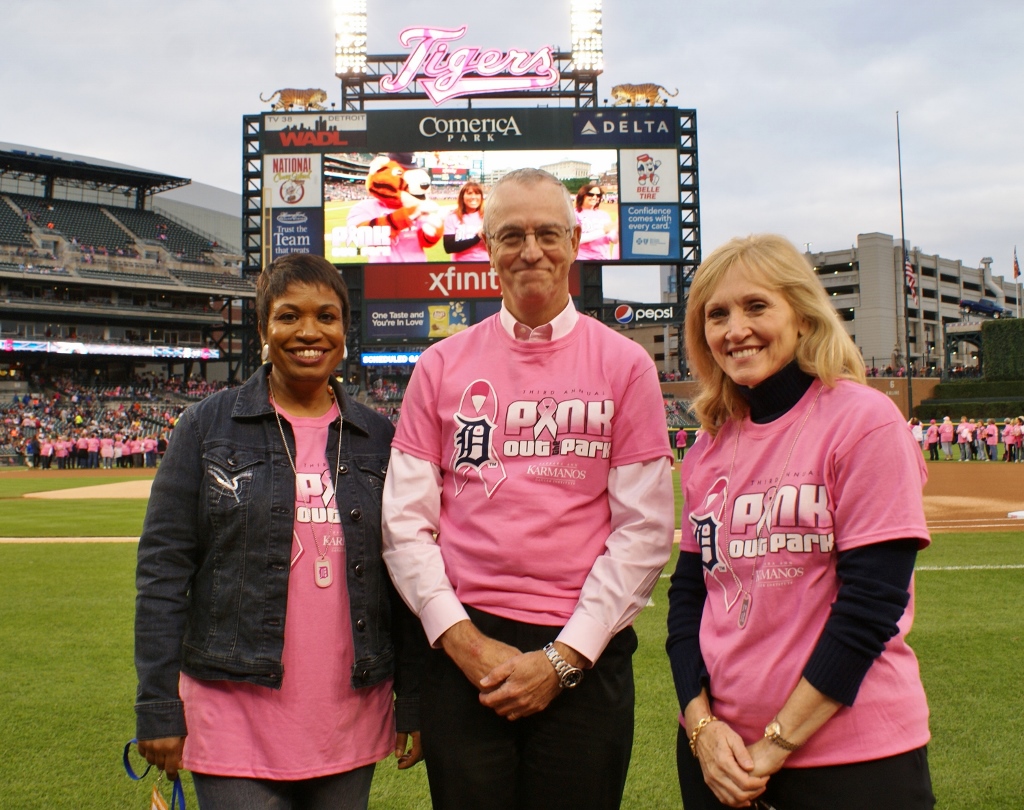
left=261, top=107, right=684, bottom=271
left=323, top=149, right=623, bottom=265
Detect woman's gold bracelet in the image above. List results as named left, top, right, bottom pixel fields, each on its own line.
left=688, top=715, right=719, bottom=757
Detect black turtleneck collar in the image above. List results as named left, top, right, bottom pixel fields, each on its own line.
left=737, top=359, right=815, bottom=423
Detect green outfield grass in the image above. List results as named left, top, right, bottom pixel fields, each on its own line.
left=0, top=471, right=1021, bottom=807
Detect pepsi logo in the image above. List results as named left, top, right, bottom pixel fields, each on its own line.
left=615, top=305, right=634, bottom=324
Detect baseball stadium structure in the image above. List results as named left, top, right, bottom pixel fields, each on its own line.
left=0, top=144, right=251, bottom=388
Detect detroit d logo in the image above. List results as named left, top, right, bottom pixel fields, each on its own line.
left=453, top=415, right=494, bottom=469
left=690, top=513, right=727, bottom=576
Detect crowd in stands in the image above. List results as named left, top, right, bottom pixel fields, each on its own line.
left=0, top=373, right=233, bottom=465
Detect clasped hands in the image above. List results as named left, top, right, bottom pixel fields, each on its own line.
left=691, top=719, right=791, bottom=808
left=439, top=620, right=585, bottom=721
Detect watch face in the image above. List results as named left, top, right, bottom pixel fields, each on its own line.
left=562, top=668, right=584, bottom=689
left=766, top=721, right=781, bottom=737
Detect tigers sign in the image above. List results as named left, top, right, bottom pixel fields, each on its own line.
left=380, top=26, right=559, bottom=105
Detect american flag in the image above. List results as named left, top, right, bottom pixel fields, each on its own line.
left=1014, top=247, right=1020, bottom=280
left=904, top=258, right=918, bottom=305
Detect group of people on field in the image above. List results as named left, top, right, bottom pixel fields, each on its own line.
left=133, top=169, right=936, bottom=810
left=911, top=415, right=1023, bottom=462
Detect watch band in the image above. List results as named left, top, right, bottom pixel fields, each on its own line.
left=542, top=642, right=584, bottom=689
left=764, top=719, right=801, bottom=752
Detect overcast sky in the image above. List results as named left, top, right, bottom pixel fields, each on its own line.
left=5, top=0, right=1023, bottom=291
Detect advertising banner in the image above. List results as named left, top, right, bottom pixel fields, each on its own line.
left=263, top=155, right=324, bottom=263
left=268, top=208, right=323, bottom=262
left=262, top=113, right=368, bottom=153
left=365, top=108, right=574, bottom=151
left=572, top=109, right=677, bottom=147
left=620, top=204, right=680, bottom=261
left=618, top=148, right=679, bottom=203
left=363, top=263, right=581, bottom=300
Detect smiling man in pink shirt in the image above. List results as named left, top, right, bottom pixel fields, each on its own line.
left=382, top=168, right=674, bottom=810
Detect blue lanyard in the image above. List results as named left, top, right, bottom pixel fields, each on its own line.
left=123, top=739, right=186, bottom=809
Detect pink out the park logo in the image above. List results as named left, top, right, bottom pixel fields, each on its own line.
left=380, top=26, right=559, bottom=105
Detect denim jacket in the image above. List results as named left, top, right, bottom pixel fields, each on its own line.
left=134, top=365, right=422, bottom=740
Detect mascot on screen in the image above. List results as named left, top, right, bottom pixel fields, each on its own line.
left=346, top=153, right=443, bottom=262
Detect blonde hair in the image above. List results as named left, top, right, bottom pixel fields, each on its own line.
left=686, top=234, right=866, bottom=435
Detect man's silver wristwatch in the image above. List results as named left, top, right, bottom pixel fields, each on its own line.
left=542, top=642, right=584, bottom=689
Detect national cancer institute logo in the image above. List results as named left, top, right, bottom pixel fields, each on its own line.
left=451, top=379, right=506, bottom=497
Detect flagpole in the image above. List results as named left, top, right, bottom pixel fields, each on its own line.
left=897, top=112, right=914, bottom=417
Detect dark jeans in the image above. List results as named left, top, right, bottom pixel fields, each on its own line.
left=676, top=725, right=935, bottom=810
left=192, top=764, right=374, bottom=810
left=422, top=606, right=636, bottom=810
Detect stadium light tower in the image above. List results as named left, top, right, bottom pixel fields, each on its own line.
left=570, top=0, right=604, bottom=73
left=334, top=0, right=367, bottom=75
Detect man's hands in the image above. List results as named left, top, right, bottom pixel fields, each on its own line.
left=438, top=621, right=588, bottom=720
left=136, top=736, right=185, bottom=781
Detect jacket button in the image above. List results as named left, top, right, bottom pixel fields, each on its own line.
left=356, top=619, right=366, bottom=631
left=360, top=669, right=369, bottom=680
left=350, top=508, right=362, bottom=521
left=354, top=563, right=364, bottom=577
left=338, top=464, right=349, bottom=474
left=227, top=457, right=236, bottom=467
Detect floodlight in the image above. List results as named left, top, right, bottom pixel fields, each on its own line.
left=570, top=0, right=604, bottom=73
left=334, top=0, right=367, bottom=75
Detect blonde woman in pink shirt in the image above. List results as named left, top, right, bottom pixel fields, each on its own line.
left=669, top=234, right=933, bottom=809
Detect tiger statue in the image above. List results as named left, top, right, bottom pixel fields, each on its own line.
left=259, top=88, right=328, bottom=112
left=610, top=83, right=679, bottom=107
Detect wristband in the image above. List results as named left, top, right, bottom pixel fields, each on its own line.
left=688, top=715, right=718, bottom=757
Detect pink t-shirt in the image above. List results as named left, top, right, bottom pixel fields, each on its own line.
left=100, top=437, right=114, bottom=458
left=443, top=210, right=488, bottom=261
left=938, top=421, right=954, bottom=442
left=180, top=403, right=393, bottom=778
left=392, top=313, right=671, bottom=626
left=347, top=197, right=429, bottom=263
left=679, top=380, right=931, bottom=767
left=986, top=425, right=999, bottom=445
left=956, top=422, right=973, bottom=442
left=575, top=208, right=617, bottom=261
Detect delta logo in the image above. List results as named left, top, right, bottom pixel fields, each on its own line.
left=615, top=305, right=634, bottom=324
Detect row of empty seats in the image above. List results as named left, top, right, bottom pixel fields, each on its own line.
left=0, top=200, right=33, bottom=247
left=107, top=205, right=224, bottom=262
left=169, top=268, right=255, bottom=292
left=9, top=195, right=133, bottom=253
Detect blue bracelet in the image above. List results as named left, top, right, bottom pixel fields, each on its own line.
left=123, top=739, right=186, bottom=809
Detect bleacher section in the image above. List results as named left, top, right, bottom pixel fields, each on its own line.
left=9, top=195, right=133, bottom=252
left=76, top=267, right=180, bottom=286
left=169, top=268, right=255, bottom=292
left=0, top=200, right=33, bottom=247
left=106, top=206, right=221, bottom=262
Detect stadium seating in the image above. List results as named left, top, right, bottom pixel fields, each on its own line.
left=169, top=268, right=255, bottom=292
left=105, top=206, right=224, bottom=262
left=0, top=200, right=33, bottom=247
left=76, top=268, right=180, bottom=286
left=9, top=195, right=134, bottom=253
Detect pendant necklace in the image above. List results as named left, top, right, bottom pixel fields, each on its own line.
left=723, top=384, right=823, bottom=629
left=269, top=378, right=343, bottom=589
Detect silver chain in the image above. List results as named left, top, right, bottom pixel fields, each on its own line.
left=268, top=377, right=343, bottom=561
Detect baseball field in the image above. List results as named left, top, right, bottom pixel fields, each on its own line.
left=1, top=461, right=1021, bottom=807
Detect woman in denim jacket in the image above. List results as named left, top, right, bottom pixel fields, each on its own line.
left=134, top=254, right=422, bottom=809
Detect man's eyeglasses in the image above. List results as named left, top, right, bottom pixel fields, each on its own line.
left=487, top=226, right=572, bottom=251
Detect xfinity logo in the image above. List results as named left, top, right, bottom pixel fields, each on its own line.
left=428, top=266, right=501, bottom=296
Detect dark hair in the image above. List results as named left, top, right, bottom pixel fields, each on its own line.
left=456, top=182, right=485, bottom=220
left=575, top=183, right=603, bottom=211
left=256, top=254, right=350, bottom=337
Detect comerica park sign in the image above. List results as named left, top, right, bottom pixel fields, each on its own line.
left=380, top=26, right=559, bottom=105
